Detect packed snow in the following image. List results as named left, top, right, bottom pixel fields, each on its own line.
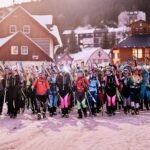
left=0, top=107, right=150, bottom=150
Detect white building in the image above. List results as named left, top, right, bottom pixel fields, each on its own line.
left=118, top=11, right=146, bottom=27
left=70, top=47, right=110, bottom=67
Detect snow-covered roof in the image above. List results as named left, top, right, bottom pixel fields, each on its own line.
left=63, top=30, right=72, bottom=35
left=108, top=26, right=128, bottom=33
left=74, top=28, right=95, bottom=34
left=0, top=6, right=62, bottom=48
left=103, top=49, right=111, bottom=55
left=32, top=15, right=53, bottom=27
left=0, top=33, right=17, bottom=47
left=0, top=32, right=52, bottom=61
left=63, top=28, right=95, bottom=35
left=50, top=25, right=63, bottom=47
left=70, top=47, right=110, bottom=64
left=70, top=48, right=98, bottom=63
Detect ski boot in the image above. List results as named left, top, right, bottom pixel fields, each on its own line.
left=37, top=113, right=41, bottom=120
left=42, top=112, right=46, bottom=119
left=78, top=109, right=82, bottom=119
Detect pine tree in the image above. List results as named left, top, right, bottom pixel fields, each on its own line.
left=68, top=31, right=81, bottom=54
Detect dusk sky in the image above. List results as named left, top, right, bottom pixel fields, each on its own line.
left=0, top=0, right=37, bottom=7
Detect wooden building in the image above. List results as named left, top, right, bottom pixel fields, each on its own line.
left=0, top=6, right=62, bottom=62
left=112, top=20, right=150, bottom=65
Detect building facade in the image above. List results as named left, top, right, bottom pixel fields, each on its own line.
left=63, top=27, right=113, bottom=49
left=0, top=6, right=62, bottom=61
left=112, top=20, right=150, bottom=65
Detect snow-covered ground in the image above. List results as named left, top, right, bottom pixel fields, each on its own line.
left=0, top=108, right=150, bottom=150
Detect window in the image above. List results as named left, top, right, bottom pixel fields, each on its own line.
left=145, top=48, right=150, bottom=58
left=11, top=46, right=18, bottom=55
left=21, top=46, right=28, bottom=55
left=32, top=55, right=39, bottom=60
left=10, top=25, right=17, bottom=33
left=133, top=48, right=137, bottom=58
left=23, top=25, right=30, bottom=34
left=133, top=48, right=143, bottom=59
left=113, top=50, right=119, bottom=59
left=114, top=53, right=118, bottom=59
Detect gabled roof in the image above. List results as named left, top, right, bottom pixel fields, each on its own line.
left=70, top=47, right=109, bottom=63
left=0, top=33, right=17, bottom=47
left=0, top=6, right=62, bottom=47
left=56, top=53, right=73, bottom=63
left=0, top=32, right=53, bottom=61
left=114, top=34, right=150, bottom=48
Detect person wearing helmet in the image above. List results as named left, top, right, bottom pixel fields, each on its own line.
left=56, top=64, right=72, bottom=118
left=7, top=66, right=22, bottom=118
left=120, top=68, right=130, bottom=114
left=140, top=65, right=149, bottom=110
left=47, top=72, right=58, bottom=117
left=87, top=70, right=99, bottom=116
left=74, top=69, right=89, bottom=119
left=32, top=71, right=49, bottom=120
left=129, top=68, right=142, bottom=115
left=103, top=66, right=119, bottom=116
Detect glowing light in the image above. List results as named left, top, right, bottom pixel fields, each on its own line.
left=63, top=65, right=70, bottom=73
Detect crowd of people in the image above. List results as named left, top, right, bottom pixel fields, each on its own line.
left=0, top=62, right=150, bottom=120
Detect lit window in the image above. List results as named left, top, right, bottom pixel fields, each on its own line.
left=23, top=25, right=30, bottom=34
left=133, top=48, right=138, bottom=58
left=133, top=48, right=143, bottom=58
left=10, top=25, right=17, bottom=33
left=21, top=46, right=28, bottom=55
left=114, top=53, right=118, bottom=59
left=138, top=48, right=143, bottom=58
left=113, top=50, right=119, bottom=59
left=11, top=46, right=18, bottom=55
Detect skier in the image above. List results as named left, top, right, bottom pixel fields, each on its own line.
left=129, top=68, right=142, bottom=115
left=103, top=67, right=119, bottom=116
left=74, top=69, right=88, bottom=119
left=48, top=72, right=58, bottom=117
left=25, top=72, right=36, bottom=114
left=87, top=70, right=99, bottom=116
left=7, top=67, right=22, bottom=118
left=120, top=68, right=131, bottom=114
left=56, top=64, right=72, bottom=118
left=32, top=71, right=49, bottom=120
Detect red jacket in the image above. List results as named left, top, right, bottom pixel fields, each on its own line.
left=33, top=78, right=49, bottom=95
left=75, top=77, right=89, bottom=92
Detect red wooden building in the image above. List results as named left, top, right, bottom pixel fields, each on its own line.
left=0, top=6, right=62, bottom=62
left=112, top=20, right=150, bottom=65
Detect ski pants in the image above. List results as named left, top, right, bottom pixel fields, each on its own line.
left=130, top=88, right=141, bottom=109
left=49, top=92, right=58, bottom=108
left=36, top=95, right=48, bottom=113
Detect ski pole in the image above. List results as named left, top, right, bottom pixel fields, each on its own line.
left=85, top=92, right=92, bottom=116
